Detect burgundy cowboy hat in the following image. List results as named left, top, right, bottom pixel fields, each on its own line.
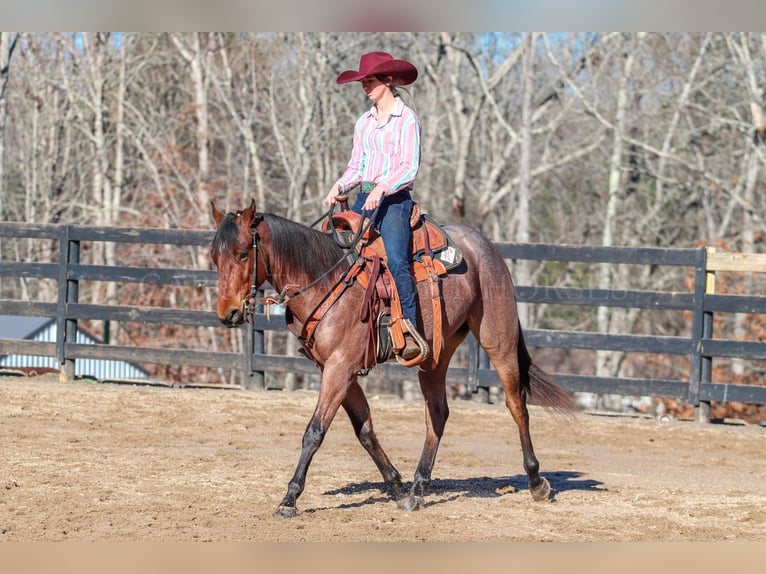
left=336, top=51, right=418, bottom=86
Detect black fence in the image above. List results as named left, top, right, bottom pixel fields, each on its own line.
left=2, top=221, right=766, bottom=422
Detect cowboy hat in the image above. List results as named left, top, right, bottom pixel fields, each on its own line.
left=336, top=51, right=418, bottom=85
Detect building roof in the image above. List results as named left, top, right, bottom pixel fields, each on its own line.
left=0, top=314, right=150, bottom=380
left=0, top=315, right=52, bottom=340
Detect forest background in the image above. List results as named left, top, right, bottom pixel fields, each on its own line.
left=1, top=32, right=765, bottom=413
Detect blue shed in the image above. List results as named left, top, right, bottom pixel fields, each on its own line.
left=0, top=315, right=151, bottom=382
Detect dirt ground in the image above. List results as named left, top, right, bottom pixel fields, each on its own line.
left=1, top=374, right=765, bottom=542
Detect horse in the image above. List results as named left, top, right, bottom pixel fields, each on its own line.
left=210, top=198, right=576, bottom=517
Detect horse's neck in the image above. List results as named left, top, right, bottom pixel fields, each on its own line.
left=268, top=263, right=326, bottom=319
left=262, top=217, right=347, bottom=322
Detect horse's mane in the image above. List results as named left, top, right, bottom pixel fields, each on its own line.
left=263, top=213, right=348, bottom=285
left=212, top=210, right=348, bottom=286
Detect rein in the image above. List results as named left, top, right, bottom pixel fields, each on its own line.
left=243, top=205, right=379, bottom=321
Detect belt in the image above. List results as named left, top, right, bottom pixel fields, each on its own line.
left=360, top=181, right=376, bottom=193
left=359, top=182, right=412, bottom=195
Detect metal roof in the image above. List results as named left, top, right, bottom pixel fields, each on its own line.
left=0, top=315, right=151, bottom=381
left=0, top=315, right=51, bottom=340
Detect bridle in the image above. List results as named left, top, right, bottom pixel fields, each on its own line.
left=242, top=205, right=379, bottom=324
left=243, top=215, right=269, bottom=324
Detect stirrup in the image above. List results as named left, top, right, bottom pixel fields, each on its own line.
left=396, top=318, right=430, bottom=367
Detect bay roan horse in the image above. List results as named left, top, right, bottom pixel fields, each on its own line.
left=210, top=199, right=575, bottom=517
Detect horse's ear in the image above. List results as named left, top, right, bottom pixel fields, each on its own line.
left=241, top=198, right=257, bottom=223
left=211, top=201, right=225, bottom=226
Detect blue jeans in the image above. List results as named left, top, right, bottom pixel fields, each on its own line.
left=352, top=190, right=418, bottom=327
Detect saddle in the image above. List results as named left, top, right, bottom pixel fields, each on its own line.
left=326, top=202, right=463, bottom=275
left=320, top=195, right=463, bottom=369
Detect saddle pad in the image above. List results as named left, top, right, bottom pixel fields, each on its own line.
left=416, top=213, right=463, bottom=271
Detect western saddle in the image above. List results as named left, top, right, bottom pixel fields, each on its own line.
left=320, top=195, right=462, bottom=369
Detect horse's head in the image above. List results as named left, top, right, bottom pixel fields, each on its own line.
left=210, top=198, right=264, bottom=327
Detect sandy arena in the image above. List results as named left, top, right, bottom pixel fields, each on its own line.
left=1, top=375, right=764, bottom=542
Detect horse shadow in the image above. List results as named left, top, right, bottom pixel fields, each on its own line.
left=315, top=471, right=605, bottom=512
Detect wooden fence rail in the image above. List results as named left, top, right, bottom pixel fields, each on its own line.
left=2, top=221, right=766, bottom=422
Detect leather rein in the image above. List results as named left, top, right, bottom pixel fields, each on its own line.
left=243, top=207, right=378, bottom=329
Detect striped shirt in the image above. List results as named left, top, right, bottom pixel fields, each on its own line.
left=336, top=96, right=421, bottom=196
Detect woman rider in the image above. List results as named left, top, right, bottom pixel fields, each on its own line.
left=324, top=51, right=427, bottom=362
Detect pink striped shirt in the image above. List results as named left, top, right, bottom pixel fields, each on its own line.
left=336, top=96, right=421, bottom=196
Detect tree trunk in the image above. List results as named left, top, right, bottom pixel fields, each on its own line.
left=515, top=33, right=537, bottom=328
left=727, top=33, right=764, bottom=377
left=208, top=33, right=267, bottom=208
left=596, top=33, right=643, bottom=410
left=171, top=33, right=212, bottom=230
left=0, top=32, right=15, bottom=299
left=0, top=32, right=15, bottom=220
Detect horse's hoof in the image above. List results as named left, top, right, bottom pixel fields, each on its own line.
left=390, top=484, right=407, bottom=500
left=530, top=477, right=551, bottom=502
left=275, top=505, right=298, bottom=518
left=396, top=494, right=424, bottom=511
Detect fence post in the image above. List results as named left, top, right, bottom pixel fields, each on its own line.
left=244, top=292, right=265, bottom=390
left=688, top=247, right=712, bottom=422
left=466, top=333, right=479, bottom=392
left=56, top=225, right=79, bottom=382
left=698, top=247, right=717, bottom=422
left=475, top=347, right=491, bottom=403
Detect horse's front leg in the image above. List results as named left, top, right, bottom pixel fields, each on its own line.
left=276, top=362, right=352, bottom=518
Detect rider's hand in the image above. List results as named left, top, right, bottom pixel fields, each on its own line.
left=324, top=183, right=342, bottom=205
left=362, top=186, right=385, bottom=211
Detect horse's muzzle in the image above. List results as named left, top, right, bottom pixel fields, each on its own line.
left=221, top=308, right=245, bottom=328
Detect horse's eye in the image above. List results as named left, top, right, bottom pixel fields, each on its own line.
left=237, top=251, right=249, bottom=262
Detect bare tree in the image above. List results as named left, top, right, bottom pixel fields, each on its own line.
left=0, top=32, right=17, bottom=220
left=723, top=33, right=766, bottom=376
left=171, top=32, right=215, bottom=228
left=412, top=33, right=484, bottom=223
left=4, top=32, right=766, bottom=389
left=0, top=32, right=17, bottom=299
left=207, top=32, right=267, bottom=209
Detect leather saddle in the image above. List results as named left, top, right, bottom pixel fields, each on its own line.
left=323, top=200, right=463, bottom=276
left=321, top=196, right=463, bottom=368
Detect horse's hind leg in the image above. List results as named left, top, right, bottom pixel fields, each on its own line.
left=504, top=370, right=550, bottom=501
left=342, top=380, right=406, bottom=499
left=486, top=339, right=550, bottom=501
left=471, top=305, right=550, bottom=501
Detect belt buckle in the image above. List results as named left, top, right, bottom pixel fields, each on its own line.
left=361, top=181, right=375, bottom=193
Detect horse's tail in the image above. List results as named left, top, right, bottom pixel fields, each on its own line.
left=517, top=322, right=579, bottom=417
